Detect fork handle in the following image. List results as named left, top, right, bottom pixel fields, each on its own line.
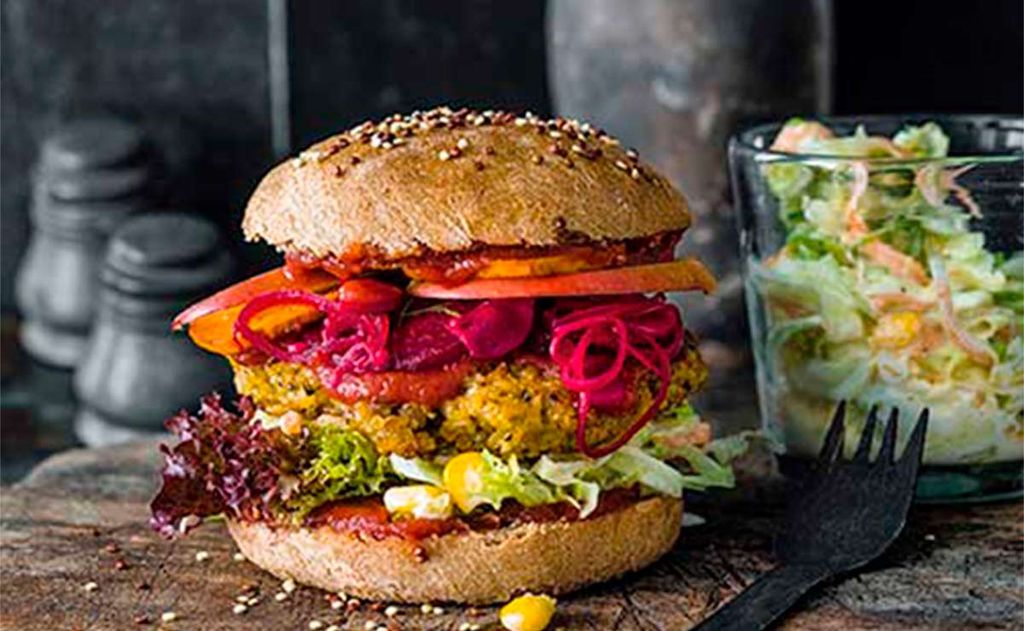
left=691, top=563, right=831, bottom=631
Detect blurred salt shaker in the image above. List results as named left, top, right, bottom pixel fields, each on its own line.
left=15, top=118, right=158, bottom=368
left=74, top=213, right=234, bottom=446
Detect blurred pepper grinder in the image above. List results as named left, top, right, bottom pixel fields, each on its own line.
left=548, top=0, right=832, bottom=427
left=74, top=213, right=235, bottom=447
left=15, top=117, right=159, bottom=368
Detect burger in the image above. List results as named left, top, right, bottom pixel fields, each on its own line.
left=150, top=107, right=734, bottom=604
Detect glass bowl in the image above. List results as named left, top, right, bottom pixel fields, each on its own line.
left=729, top=115, right=1024, bottom=502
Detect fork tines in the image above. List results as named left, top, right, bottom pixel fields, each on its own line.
left=818, top=401, right=930, bottom=466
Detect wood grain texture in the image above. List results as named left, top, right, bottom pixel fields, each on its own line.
left=1, top=441, right=1020, bottom=630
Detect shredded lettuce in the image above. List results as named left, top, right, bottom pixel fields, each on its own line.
left=388, top=454, right=444, bottom=486
left=892, top=122, right=950, bottom=158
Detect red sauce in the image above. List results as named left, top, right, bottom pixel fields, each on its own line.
left=284, top=231, right=683, bottom=283
left=305, top=486, right=643, bottom=542
left=307, top=498, right=468, bottom=541
left=320, top=360, right=475, bottom=407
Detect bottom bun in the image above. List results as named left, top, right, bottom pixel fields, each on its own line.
left=228, top=495, right=683, bottom=604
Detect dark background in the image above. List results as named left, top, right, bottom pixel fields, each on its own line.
left=2, top=0, right=1022, bottom=314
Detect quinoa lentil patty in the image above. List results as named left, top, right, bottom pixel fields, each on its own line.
left=231, top=345, right=707, bottom=458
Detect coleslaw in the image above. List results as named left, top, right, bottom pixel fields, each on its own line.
left=749, top=120, right=1023, bottom=465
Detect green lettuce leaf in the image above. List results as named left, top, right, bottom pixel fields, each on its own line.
left=388, top=454, right=444, bottom=486
left=285, top=425, right=390, bottom=517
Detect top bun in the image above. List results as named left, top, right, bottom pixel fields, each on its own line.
left=243, top=107, right=690, bottom=261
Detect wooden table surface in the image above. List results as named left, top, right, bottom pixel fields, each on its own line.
left=1, top=440, right=1020, bottom=631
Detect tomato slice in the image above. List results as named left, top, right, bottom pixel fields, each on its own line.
left=408, top=259, right=716, bottom=300
left=172, top=266, right=339, bottom=330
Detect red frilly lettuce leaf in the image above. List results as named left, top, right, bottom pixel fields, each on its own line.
left=149, top=394, right=296, bottom=538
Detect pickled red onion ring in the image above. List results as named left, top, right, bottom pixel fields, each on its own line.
left=234, top=290, right=335, bottom=362
left=550, top=297, right=682, bottom=458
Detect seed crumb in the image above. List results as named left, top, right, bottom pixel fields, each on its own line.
left=246, top=597, right=260, bottom=607
left=83, top=581, right=99, bottom=593
left=925, top=534, right=936, bottom=541
left=274, top=592, right=288, bottom=602
left=438, top=150, right=451, bottom=161
left=456, top=138, right=470, bottom=150
left=364, top=621, right=376, bottom=630
left=133, top=613, right=150, bottom=625
left=282, top=578, right=297, bottom=593
left=459, top=623, right=472, bottom=631
left=433, top=606, right=445, bottom=615
left=160, top=611, right=177, bottom=623
left=232, top=603, right=248, bottom=615
left=308, top=621, right=324, bottom=630
left=326, top=626, right=340, bottom=631
left=233, top=552, right=245, bottom=561
left=384, top=605, right=399, bottom=617
left=331, top=599, right=344, bottom=610
left=420, top=604, right=434, bottom=614
left=194, top=550, right=210, bottom=563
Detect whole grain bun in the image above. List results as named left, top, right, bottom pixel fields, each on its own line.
left=228, top=495, right=682, bottom=604
left=243, top=108, right=690, bottom=260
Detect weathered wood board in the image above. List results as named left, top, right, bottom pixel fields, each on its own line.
left=1, top=441, right=1020, bottom=630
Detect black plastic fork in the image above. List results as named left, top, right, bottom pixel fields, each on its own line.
left=693, top=402, right=929, bottom=631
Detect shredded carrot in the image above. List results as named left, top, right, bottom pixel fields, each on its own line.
left=914, top=164, right=981, bottom=218
left=870, top=292, right=934, bottom=313
left=930, top=257, right=994, bottom=366
left=945, top=165, right=982, bottom=218
left=914, top=165, right=945, bottom=208
left=861, top=241, right=929, bottom=286
left=770, top=121, right=834, bottom=152
left=843, top=161, right=870, bottom=241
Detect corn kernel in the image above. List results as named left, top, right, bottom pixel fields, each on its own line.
left=443, top=452, right=487, bottom=513
left=281, top=411, right=304, bottom=436
left=872, top=311, right=921, bottom=349
left=500, top=593, right=557, bottom=631
left=383, top=485, right=453, bottom=520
